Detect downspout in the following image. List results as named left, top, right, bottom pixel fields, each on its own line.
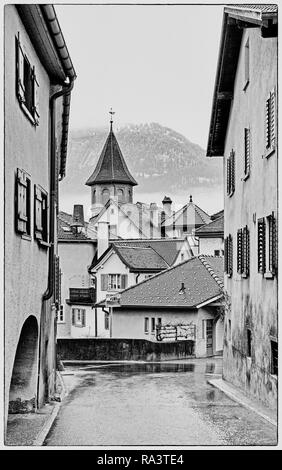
left=37, top=78, right=75, bottom=407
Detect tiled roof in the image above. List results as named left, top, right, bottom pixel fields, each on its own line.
left=162, top=200, right=211, bottom=228
left=113, top=238, right=185, bottom=266
left=85, top=128, right=138, bottom=186
left=195, top=215, right=224, bottom=236
left=211, top=209, right=224, bottom=220
left=226, top=4, right=278, bottom=14
left=98, top=255, right=224, bottom=308
left=58, top=212, right=95, bottom=241
left=114, top=246, right=169, bottom=272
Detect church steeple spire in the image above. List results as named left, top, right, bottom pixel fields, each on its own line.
left=109, top=107, right=115, bottom=132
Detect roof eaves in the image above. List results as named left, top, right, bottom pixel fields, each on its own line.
left=198, top=255, right=224, bottom=290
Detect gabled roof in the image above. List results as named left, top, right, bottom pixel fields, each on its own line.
left=85, top=128, right=138, bottom=186
left=90, top=243, right=169, bottom=273
left=162, top=200, right=211, bottom=228
left=97, top=255, right=224, bottom=308
left=113, top=238, right=188, bottom=266
left=195, top=215, right=224, bottom=237
left=207, top=4, right=277, bottom=158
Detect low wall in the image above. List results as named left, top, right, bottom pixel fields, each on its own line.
left=57, top=338, right=195, bottom=362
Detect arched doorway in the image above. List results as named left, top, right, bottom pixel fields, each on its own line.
left=9, top=316, right=39, bottom=413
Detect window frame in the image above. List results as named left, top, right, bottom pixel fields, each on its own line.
left=57, top=305, right=65, bottom=324
left=72, top=308, right=86, bottom=328
left=144, top=317, right=149, bottom=334
left=15, top=33, right=40, bottom=126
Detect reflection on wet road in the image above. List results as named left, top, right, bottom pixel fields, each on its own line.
left=44, top=358, right=276, bottom=446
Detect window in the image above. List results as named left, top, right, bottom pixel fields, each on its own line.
left=202, top=319, right=206, bottom=339
left=246, top=328, right=252, bottom=357
left=226, top=150, right=235, bottom=196
left=15, top=168, right=31, bottom=236
left=214, top=250, right=220, bottom=257
left=228, top=320, right=231, bottom=342
left=104, top=311, right=110, bottom=330
left=237, top=226, right=250, bottom=277
left=117, top=188, right=124, bottom=203
left=16, top=34, right=39, bottom=125
left=101, top=274, right=128, bottom=291
left=144, top=317, right=149, bottom=334
left=92, top=190, right=96, bottom=204
left=265, top=89, right=276, bottom=157
left=34, top=185, right=48, bottom=243
left=57, top=305, right=64, bottom=323
left=102, top=188, right=110, bottom=205
left=224, top=234, right=233, bottom=277
left=244, top=38, right=250, bottom=89
left=244, top=128, right=251, bottom=178
left=270, top=340, right=278, bottom=376
left=72, top=308, right=86, bottom=327
left=108, top=225, right=117, bottom=237
left=151, top=317, right=156, bottom=333
left=257, top=214, right=277, bottom=277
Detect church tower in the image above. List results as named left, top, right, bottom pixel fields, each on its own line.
left=85, top=110, right=138, bottom=218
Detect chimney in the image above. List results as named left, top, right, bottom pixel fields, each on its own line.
left=97, top=221, right=109, bottom=259
left=71, top=205, right=85, bottom=234
left=161, top=211, right=166, bottom=238
left=136, top=202, right=143, bottom=238
left=150, top=203, right=158, bottom=238
left=162, top=196, right=172, bottom=218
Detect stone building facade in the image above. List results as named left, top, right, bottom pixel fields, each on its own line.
left=207, top=5, right=278, bottom=409
left=4, top=4, right=75, bottom=429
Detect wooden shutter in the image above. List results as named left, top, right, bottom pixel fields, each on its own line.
left=228, top=234, right=233, bottom=276
left=16, top=168, right=28, bottom=233
left=231, top=151, right=235, bottom=194
left=270, top=89, right=276, bottom=149
left=121, top=274, right=128, bottom=290
left=258, top=218, right=266, bottom=273
left=269, top=212, right=277, bottom=275
left=243, top=226, right=250, bottom=276
left=82, top=310, right=86, bottom=327
left=16, top=35, right=25, bottom=103
left=54, top=256, right=61, bottom=305
left=237, top=229, right=243, bottom=274
left=72, top=309, right=75, bottom=326
left=101, top=274, right=108, bottom=291
left=226, top=158, right=230, bottom=195
left=224, top=237, right=228, bottom=273
left=34, top=185, right=43, bottom=239
left=244, top=128, right=250, bottom=175
left=32, top=66, right=40, bottom=124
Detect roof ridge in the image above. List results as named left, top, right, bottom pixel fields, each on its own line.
left=198, top=255, right=224, bottom=290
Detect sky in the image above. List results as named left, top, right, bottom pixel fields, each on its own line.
left=55, top=3, right=223, bottom=149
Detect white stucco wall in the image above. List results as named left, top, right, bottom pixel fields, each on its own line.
left=198, top=237, right=224, bottom=256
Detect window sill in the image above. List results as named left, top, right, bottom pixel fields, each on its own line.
left=57, top=321, right=66, bottom=325
left=227, top=191, right=235, bottom=198
left=264, top=147, right=275, bottom=159
left=19, top=100, right=39, bottom=127
left=241, top=272, right=249, bottom=279
left=226, top=273, right=232, bottom=278
left=21, top=234, right=32, bottom=241
left=38, top=240, right=51, bottom=249
left=72, top=324, right=85, bottom=328
left=242, top=172, right=250, bottom=182
left=243, top=79, right=249, bottom=91
left=264, top=272, right=274, bottom=279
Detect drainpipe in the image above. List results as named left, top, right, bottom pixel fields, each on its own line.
left=37, top=78, right=75, bottom=408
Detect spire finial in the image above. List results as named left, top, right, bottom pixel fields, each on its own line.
left=189, top=195, right=193, bottom=203
left=109, top=107, right=115, bottom=131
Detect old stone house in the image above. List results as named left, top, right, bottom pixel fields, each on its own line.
left=207, top=5, right=278, bottom=410
left=4, top=4, right=75, bottom=429
left=97, top=256, right=224, bottom=357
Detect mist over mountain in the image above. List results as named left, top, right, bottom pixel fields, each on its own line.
left=60, top=123, right=223, bottom=201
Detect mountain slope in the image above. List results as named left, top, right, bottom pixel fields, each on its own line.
left=60, top=122, right=223, bottom=198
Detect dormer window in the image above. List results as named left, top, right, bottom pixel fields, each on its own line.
left=16, top=33, right=39, bottom=125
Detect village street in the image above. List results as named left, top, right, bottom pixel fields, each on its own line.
left=43, top=358, right=276, bottom=447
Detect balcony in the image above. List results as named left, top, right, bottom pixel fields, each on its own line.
left=67, top=287, right=96, bottom=305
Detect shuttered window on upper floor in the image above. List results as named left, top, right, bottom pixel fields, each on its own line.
left=16, top=33, right=40, bottom=126
left=224, top=234, right=233, bottom=277
left=15, top=168, right=31, bottom=236
left=258, top=218, right=266, bottom=274
left=237, top=226, right=250, bottom=277
left=244, top=128, right=251, bottom=178
left=258, top=214, right=277, bottom=277
left=226, top=150, right=235, bottom=197
left=101, top=274, right=128, bottom=291
left=34, top=185, right=48, bottom=244
left=265, top=89, right=276, bottom=157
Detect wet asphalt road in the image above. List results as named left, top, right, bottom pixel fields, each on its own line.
left=44, top=358, right=277, bottom=446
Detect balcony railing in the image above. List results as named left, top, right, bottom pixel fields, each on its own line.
left=68, top=287, right=95, bottom=305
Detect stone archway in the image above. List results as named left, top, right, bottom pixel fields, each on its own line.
left=9, top=316, right=39, bottom=413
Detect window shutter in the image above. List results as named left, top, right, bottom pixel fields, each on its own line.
left=265, top=96, right=270, bottom=149
left=34, top=185, right=43, bottom=239
left=237, top=229, right=243, bottom=274
left=224, top=237, right=228, bottom=273
left=32, top=66, right=40, bottom=124
left=244, top=128, right=250, bottom=175
left=16, top=168, right=28, bottom=233
left=226, top=158, right=230, bottom=195
left=258, top=218, right=266, bottom=273
left=243, top=226, right=250, bottom=276
left=121, top=274, right=128, bottom=290
left=101, top=274, right=108, bottom=291
left=54, top=256, right=61, bottom=305
left=231, top=151, right=235, bottom=194
left=228, top=234, right=233, bottom=276
left=16, top=35, right=25, bottom=103
left=270, top=89, right=276, bottom=149
left=82, top=310, right=86, bottom=327
left=72, top=309, right=75, bottom=326
left=270, top=212, right=277, bottom=275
